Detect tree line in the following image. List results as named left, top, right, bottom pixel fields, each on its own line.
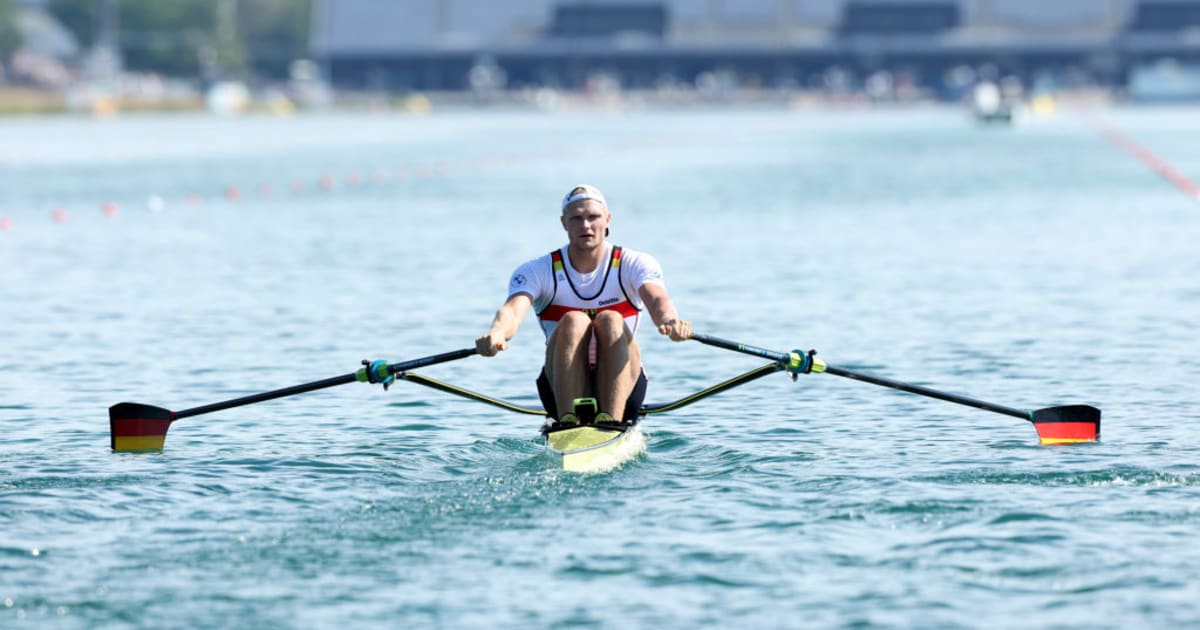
left=11, top=0, right=312, bottom=80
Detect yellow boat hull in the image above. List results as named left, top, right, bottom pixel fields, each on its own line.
left=544, top=424, right=645, bottom=472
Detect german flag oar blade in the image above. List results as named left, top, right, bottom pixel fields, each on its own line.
left=1030, top=405, right=1101, bottom=445
left=110, top=403, right=175, bottom=452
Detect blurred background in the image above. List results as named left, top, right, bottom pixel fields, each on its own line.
left=2, top=0, right=1200, bottom=117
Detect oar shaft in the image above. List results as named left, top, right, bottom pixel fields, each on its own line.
left=691, top=332, right=1031, bottom=420
left=822, top=365, right=1029, bottom=420
left=175, top=373, right=358, bottom=419
left=175, top=348, right=477, bottom=420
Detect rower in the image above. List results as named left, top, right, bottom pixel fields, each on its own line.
left=475, top=184, right=691, bottom=425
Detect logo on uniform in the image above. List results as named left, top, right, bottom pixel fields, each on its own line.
left=512, top=274, right=527, bottom=286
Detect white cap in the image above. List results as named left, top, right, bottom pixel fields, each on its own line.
left=561, top=184, right=607, bottom=211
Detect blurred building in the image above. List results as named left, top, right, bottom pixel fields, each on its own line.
left=311, top=0, right=1200, bottom=98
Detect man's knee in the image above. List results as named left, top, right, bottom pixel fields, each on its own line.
left=557, top=311, right=592, bottom=333
left=592, top=311, right=629, bottom=344
left=550, top=312, right=593, bottom=346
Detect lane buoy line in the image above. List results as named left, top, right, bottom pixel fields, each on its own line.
left=0, top=140, right=667, bottom=232
left=1086, top=117, right=1200, bottom=202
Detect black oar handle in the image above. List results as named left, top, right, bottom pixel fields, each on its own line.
left=689, top=333, right=791, bottom=363
left=174, top=348, right=477, bottom=419
left=385, top=347, right=477, bottom=376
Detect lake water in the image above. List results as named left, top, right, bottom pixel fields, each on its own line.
left=2, top=105, right=1198, bottom=627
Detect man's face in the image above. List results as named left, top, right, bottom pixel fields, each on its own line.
left=561, top=200, right=609, bottom=248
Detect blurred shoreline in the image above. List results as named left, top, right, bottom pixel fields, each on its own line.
left=0, top=84, right=1117, bottom=118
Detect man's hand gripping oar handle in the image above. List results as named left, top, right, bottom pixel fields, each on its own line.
left=688, top=332, right=825, bottom=380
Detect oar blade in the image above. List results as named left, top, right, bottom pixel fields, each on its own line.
left=110, top=403, right=175, bottom=452
left=1031, top=405, right=1101, bottom=445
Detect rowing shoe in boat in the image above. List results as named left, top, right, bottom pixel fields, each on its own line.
left=541, top=397, right=646, bottom=472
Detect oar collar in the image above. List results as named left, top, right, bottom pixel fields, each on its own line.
left=786, top=349, right=822, bottom=379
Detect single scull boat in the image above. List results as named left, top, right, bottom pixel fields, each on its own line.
left=108, top=335, right=1102, bottom=469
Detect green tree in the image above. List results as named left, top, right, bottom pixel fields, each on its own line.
left=123, top=0, right=221, bottom=77
left=43, top=0, right=96, bottom=50
left=49, top=0, right=216, bottom=76
left=0, top=0, right=23, bottom=64
left=46, top=0, right=310, bottom=80
left=239, top=0, right=311, bottom=78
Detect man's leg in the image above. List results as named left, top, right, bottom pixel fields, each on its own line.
left=545, top=311, right=592, bottom=418
left=593, top=310, right=641, bottom=422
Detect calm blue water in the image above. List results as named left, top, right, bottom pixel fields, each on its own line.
left=2, top=106, right=1199, bottom=628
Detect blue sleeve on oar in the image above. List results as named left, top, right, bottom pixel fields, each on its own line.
left=786, top=349, right=818, bottom=376
left=359, top=359, right=396, bottom=389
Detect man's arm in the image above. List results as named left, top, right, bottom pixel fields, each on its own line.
left=639, top=283, right=691, bottom=342
left=476, top=293, right=534, bottom=356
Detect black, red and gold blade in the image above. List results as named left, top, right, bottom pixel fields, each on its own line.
left=110, top=403, right=175, bottom=452
left=1031, top=405, right=1101, bottom=445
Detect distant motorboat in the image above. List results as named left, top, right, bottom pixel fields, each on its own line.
left=971, top=81, right=1013, bottom=124
left=206, top=81, right=249, bottom=116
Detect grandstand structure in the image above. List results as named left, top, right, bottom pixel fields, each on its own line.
left=311, top=0, right=1200, bottom=95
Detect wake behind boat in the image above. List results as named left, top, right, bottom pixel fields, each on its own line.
left=108, top=334, right=1102, bottom=471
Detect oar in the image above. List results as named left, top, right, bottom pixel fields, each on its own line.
left=690, top=333, right=1100, bottom=444
left=109, top=348, right=477, bottom=452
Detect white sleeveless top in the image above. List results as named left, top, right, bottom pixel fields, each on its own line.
left=506, top=244, right=665, bottom=342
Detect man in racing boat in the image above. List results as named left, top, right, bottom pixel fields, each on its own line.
left=475, top=184, right=691, bottom=425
